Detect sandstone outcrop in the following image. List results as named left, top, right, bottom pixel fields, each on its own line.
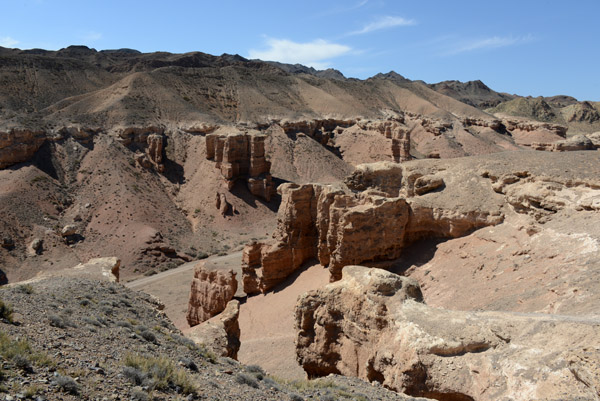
left=242, top=165, right=503, bottom=292
left=502, top=119, right=567, bottom=138
left=484, top=170, right=600, bottom=220
left=186, top=262, right=238, bottom=327
left=531, top=133, right=599, bottom=152
left=296, top=265, right=600, bottom=401
left=215, top=192, right=231, bottom=217
left=0, top=129, right=46, bottom=169
left=344, top=162, right=403, bottom=197
left=206, top=131, right=276, bottom=201
left=187, top=300, right=241, bottom=359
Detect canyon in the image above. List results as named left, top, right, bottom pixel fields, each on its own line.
left=1, top=45, right=599, bottom=400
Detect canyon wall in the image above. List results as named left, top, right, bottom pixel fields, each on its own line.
left=206, top=131, right=276, bottom=201
left=241, top=161, right=504, bottom=293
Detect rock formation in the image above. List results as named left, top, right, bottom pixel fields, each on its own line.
left=206, top=131, right=276, bottom=201
left=215, top=192, right=231, bottom=217
left=241, top=163, right=503, bottom=293
left=187, top=299, right=241, bottom=359
left=531, top=133, right=599, bottom=152
left=296, top=265, right=600, bottom=401
left=28, top=238, right=43, bottom=255
left=186, top=262, right=238, bottom=327
left=0, top=129, right=46, bottom=169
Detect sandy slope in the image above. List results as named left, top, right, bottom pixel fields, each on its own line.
left=238, top=263, right=330, bottom=380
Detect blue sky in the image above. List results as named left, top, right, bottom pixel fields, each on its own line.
left=2, top=0, right=598, bottom=100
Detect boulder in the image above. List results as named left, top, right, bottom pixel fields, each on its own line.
left=413, top=175, right=444, bottom=195
left=60, top=225, right=78, bottom=237
left=28, top=238, right=43, bottom=255
left=187, top=300, right=240, bottom=359
left=296, top=265, right=600, bottom=401
left=186, top=262, right=238, bottom=327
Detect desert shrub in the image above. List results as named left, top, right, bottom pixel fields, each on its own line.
left=0, top=332, right=53, bottom=368
left=235, top=372, right=259, bottom=388
left=139, top=328, right=157, bottom=343
left=79, top=298, right=91, bottom=307
left=123, top=353, right=196, bottom=395
left=116, top=320, right=134, bottom=330
left=262, top=377, right=281, bottom=391
left=289, top=393, right=304, bottom=401
left=16, top=284, right=34, bottom=294
left=245, top=364, right=265, bottom=380
left=55, top=375, right=79, bottom=395
left=131, top=389, right=150, bottom=401
left=321, top=394, right=336, bottom=401
left=123, top=366, right=150, bottom=386
left=0, top=299, right=13, bottom=322
left=178, top=357, right=198, bottom=372
left=12, top=354, right=32, bottom=373
left=48, top=314, right=66, bottom=329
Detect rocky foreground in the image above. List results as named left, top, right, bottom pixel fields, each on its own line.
left=0, top=272, right=427, bottom=400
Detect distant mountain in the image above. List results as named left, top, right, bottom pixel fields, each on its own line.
left=428, top=79, right=515, bottom=109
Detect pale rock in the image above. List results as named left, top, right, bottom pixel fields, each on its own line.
left=187, top=300, right=240, bottom=359
left=413, top=175, right=444, bottom=195
left=296, top=265, right=600, bottom=401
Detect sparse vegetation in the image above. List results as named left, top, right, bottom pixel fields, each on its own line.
left=0, top=298, right=13, bottom=322
left=235, top=372, right=259, bottom=388
left=0, top=332, right=54, bottom=370
left=55, top=374, right=80, bottom=395
left=123, top=353, right=196, bottom=395
left=16, top=284, right=34, bottom=294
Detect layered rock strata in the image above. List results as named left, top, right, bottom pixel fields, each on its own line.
left=531, top=133, right=600, bottom=152
left=241, top=164, right=502, bottom=293
left=0, top=129, right=47, bottom=169
left=186, top=262, right=238, bottom=327
left=206, top=131, right=276, bottom=201
left=296, top=265, right=600, bottom=401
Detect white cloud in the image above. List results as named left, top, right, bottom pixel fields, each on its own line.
left=249, top=38, right=351, bottom=70
left=0, top=36, right=19, bottom=48
left=349, top=16, right=416, bottom=35
left=83, top=31, right=102, bottom=41
left=446, top=34, right=534, bottom=55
